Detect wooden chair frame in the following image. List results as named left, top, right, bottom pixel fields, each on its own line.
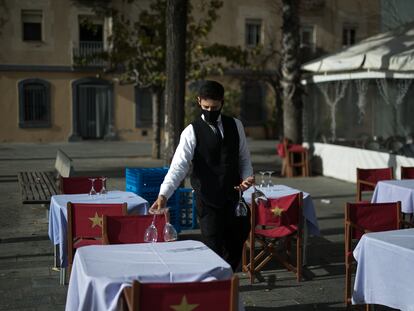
left=344, top=201, right=410, bottom=310
left=67, top=202, right=127, bottom=275
left=282, top=138, right=310, bottom=178
left=242, top=193, right=303, bottom=284
left=356, top=167, right=393, bottom=202
left=122, top=276, right=239, bottom=311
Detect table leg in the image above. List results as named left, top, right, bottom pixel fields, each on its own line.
left=60, top=268, right=67, bottom=285
left=52, top=244, right=60, bottom=271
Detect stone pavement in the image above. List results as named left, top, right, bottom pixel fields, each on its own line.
left=0, top=140, right=382, bottom=310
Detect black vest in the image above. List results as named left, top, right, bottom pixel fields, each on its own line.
left=191, top=115, right=240, bottom=208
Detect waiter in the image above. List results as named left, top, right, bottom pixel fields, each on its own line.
left=151, top=80, right=254, bottom=271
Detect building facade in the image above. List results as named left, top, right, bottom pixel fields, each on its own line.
left=0, top=0, right=381, bottom=142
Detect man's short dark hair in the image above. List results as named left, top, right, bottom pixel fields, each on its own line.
left=198, top=80, right=224, bottom=101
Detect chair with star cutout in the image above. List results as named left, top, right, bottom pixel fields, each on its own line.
left=344, top=201, right=407, bottom=309
left=60, top=176, right=103, bottom=194
left=67, top=202, right=127, bottom=275
left=242, top=192, right=303, bottom=284
left=121, top=275, right=239, bottom=311
left=102, top=214, right=167, bottom=244
left=356, top=167, right=393, bottom=202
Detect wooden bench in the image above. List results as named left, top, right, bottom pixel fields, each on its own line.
left=18, top=149, right=74, bottom=205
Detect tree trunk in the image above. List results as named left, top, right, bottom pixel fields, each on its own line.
left=151, top=90, right=162, bottom=159
left=164, top=0, right=187, bottom=165
left=281, top=0, right=302, bottom=143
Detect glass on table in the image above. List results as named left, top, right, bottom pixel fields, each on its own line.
left=99, top=177, right=108, bottom=196
left=163, top=209, right=178, bottom=242
left=144, top=214, right=158, bottom=243
left=259, top=171, right=267, bottom=188
left=266, top=171, right=274, bottom=188
left=88, top=178, right=97, bottom=196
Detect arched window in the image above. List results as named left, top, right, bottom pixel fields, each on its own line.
left=18, top=79, right=51, bottom=128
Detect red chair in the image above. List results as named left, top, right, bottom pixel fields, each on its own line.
left=60, top=176, right=103, bottom=194
left=278, top=138, right=309, bottom=177
left=356, top=168, right=393, bottom=202
left=242, top=192, right=303, bottom=284
left=102, top=215, right=167, bottom=244
left=401, top=166, right=414, bottom=179
left=344, top=201, right=406, bottom=308
left=67, top=202, right=127, bottom=273
left=122, top=276, right=239, bottom=311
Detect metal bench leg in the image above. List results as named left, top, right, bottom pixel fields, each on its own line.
left=60, top=268, right=67, bottom=285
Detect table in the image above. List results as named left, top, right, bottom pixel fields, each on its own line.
left=243, top=185, right=320, bottom=236
left=66, top=240, right=233, bottom=311
left=372, top=180, right=414, bottom=213
left=352, top=228, right=414, bottom=310
left=48, top=190, right=148, bottom=268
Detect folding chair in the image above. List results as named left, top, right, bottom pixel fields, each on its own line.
left=60, top=176, right=103, bottom=194
left=344, top=201, right=407, bottom=309
left=102, top=215, right=167, bottom=244
left=356, top=168, right=393, bottom=202
left=67, top=202, right=127, bottom=274
left=401, top=166, right=414, bottom=179
left=242, top=192, right=303, bottom=284
left=122, top=275, right=239, bottom=311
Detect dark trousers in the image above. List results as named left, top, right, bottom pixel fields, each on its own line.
left=196, top=198, right=251, bottom=271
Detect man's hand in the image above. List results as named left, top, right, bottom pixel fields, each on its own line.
left=239, top=176, right=254, bottom=192
left=149, top=195, right=167, bottom=214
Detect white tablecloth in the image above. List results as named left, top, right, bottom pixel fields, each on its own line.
left=372, top=180, right=414, bottom=213
left=353, top=228, right=414, bottom=310
left=66, top=240, right=233, bottom=311
left=243, top=185, right=320, bottom=236
left=48, top=191, right=148, bottom=267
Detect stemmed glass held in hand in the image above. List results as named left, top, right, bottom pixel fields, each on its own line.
left=235, top=186, right=248, bottom=217
left=89, top=178, right=97, bottom=196
left=163, top=209, right=178, bottom=242
left=144, top=214, right=158, bottom=243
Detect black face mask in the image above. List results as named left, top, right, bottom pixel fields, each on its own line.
left=201, top=108, right=221, bottom=123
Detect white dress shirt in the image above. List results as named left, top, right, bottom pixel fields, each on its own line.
left=159, top=115, right=253, bottom=199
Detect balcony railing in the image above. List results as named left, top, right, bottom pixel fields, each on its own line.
left=72, top=41, right=105, bottom=67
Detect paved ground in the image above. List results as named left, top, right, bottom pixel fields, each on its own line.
left=0, top=139, right=384, bottom=310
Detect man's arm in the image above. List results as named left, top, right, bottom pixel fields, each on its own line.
left=150, top=125, right=196, bottom=213
left=234, top=118, right=254, bottom=191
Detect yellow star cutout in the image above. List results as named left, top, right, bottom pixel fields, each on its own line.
left=89, top=212, right=103, bottom=228
left=271, top=206, right=284, bottom=217
left=170, top=295, right=199, bottom=311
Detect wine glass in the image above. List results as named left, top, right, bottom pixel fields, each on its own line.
left=266, top=171, right=274, bottom=188
left=99, top=177, right=108, bottom=197
left=88, top=178, right=97, bottom=196
left=259, top=171, right=267, bottom=188
left=235, top=187, right=248, bottom=217
left=163, top=209, right=178, bottom=242
left=144, top=214, right=158, bottom=243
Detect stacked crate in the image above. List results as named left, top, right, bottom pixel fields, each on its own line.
left=125, top=167, right=198, bottom=232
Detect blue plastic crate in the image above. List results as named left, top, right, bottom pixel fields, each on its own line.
left=170, top=188, right=198, bottom=230
left=125, top=167, right=169, bottom=194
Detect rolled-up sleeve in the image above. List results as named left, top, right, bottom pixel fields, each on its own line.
left=159, top=125, right=196, bottom=199
left=234, top=118, right=253, bottom=180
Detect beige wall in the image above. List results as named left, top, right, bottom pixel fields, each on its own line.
left=0, top=0, right=382, bottom=142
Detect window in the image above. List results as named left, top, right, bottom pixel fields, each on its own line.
left=241, top=81, right=265, bottom=126
left=18, top=79, right=51, bottom=128
left=245, top=19, right=262, bottom=47
left=21, top=10, right=42, bottom=41
left=300, top=25, right=315, bottom=51
left=135, top=87, right=153, bottom=127
left=343, top=25, right=356, bottom=47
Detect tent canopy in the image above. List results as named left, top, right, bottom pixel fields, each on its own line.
left=302, top=22, right=414, bottom=83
